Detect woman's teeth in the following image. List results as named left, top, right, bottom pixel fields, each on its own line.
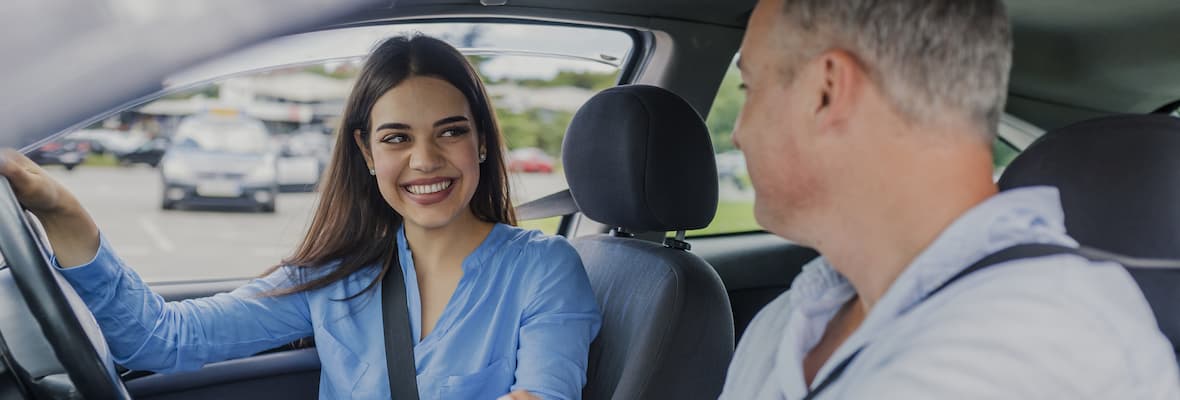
left=406, top=180, right=453, bottom=195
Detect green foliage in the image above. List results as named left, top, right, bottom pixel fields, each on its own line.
left=992, top=138, right=1019, bottom=169
left=706, top=63, right=745, bottom=153
left=496, top=108, right=573, bottom=155
left=513, top=70, right=618, bottom=91
left=685, top=201, right=761, bottom=237
left=81, top=153, right=119, bottom=167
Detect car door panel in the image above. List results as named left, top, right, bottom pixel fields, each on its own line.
left=124, top=348, right=319, bottom=400
left=691, top=233, right=818, bottom=341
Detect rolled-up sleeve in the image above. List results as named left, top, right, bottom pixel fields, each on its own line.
left=56, top=234, right=314, bottom=373
left=511, top=239, right=602, bottom=400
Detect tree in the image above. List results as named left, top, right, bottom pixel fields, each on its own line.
left=705, top=63, right=744, bottom=153
left=496, top=108, right=572, bottom=156
left=515, top=70, right=617, bottom=91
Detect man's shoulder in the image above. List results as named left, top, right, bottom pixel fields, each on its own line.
left=870, top=252, right=1178, bottom=396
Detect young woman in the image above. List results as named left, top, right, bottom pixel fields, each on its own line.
left=0, top=35, right=601, bottom=399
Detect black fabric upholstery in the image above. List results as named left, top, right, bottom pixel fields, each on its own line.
left=998, top=114, right=1180, bottom=359
left=562, top=85, right=734, bottom=399
left=575, top=236, right=734, bottom=400
left=999, top=114, right=1180, bottom=259
left=562, top=84, right=718, bottom=232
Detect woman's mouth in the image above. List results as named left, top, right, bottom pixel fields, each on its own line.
left=401, top=178, right=456, bottom=205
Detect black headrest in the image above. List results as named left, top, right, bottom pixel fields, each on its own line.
left=999, top=114, right=1180, bottom=355
left=998, top=114, right=1180, bottom=258
left=562, top=85, right=718, bottom=232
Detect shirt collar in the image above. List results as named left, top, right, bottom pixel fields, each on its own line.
left=397, top=223, right=509, bottom=272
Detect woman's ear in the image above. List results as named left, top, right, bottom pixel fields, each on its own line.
left=353, top=129, right=374, bottom=168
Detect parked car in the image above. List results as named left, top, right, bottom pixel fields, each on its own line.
left=159, top=112, right=278, bottom=212
left=26, top=138, right=89, bottom=170
left=715, top=150, right=748, bottom=191
left=507, top=147, right=556, bottom=173
left=276, top=129, right=331, bottom=192
left=116, top=137, right=170, bottom=167
left=68, top=129, right=149, bottom=155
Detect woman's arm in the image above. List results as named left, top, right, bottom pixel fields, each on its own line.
left=57, top=237, right=314, bottom=373
left=512, top=238, right=602, bottom=400
left=2, top=149, right=314, bottom=373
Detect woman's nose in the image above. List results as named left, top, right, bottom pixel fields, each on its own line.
left=408, top=141, right=444, bottom=173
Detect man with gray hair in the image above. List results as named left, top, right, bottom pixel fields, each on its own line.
left=720, top=0, right=1180, bottom=398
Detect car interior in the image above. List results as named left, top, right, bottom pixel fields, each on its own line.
left=1, top=0, right=1179, bottom=399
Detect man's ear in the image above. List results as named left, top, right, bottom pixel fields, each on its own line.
left=353, top=129, right=374, bottom=168
left=814, top=49, right=867, bottom=131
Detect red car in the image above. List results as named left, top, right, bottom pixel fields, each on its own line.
left=508, top=147, right=556, bottom=173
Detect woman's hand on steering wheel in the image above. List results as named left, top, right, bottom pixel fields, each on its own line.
left=0, top=148, right=100, bottom=268
left=0, top=148, right=78, bottom=216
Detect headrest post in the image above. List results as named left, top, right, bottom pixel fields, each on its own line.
left=610, top=227, right=635, bottom=238
left=663, top=230, right=690, bottom=251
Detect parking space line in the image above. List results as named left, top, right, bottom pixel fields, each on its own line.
left=137, top=216, right=176, bottom=252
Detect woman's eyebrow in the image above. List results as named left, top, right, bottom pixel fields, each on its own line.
left=374, top=116, right=467, bottom=132
left=373, top=122, right=410, bottom=131
left=434, top=116, right=468, bottom=127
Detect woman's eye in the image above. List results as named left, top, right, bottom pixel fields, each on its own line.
left=440, top=127, right=470, bottom=138
left=381, top=134, right=408, bottom=144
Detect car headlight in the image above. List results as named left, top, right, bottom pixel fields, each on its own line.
left=245, top=162, right=276, bottom=184
left=162, top=160, right=196, bottom=182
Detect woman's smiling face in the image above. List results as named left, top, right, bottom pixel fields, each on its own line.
left=356, top=75, right=484, bottom=231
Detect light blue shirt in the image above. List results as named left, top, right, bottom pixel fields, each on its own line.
left=58, top=223, right=602, bottom=399
left=720, top=187, right=1180, bottom=399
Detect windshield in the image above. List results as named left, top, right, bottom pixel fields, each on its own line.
left=173, top=117, right=270, bottom=154
left=40, top=21, right=635, bottom=282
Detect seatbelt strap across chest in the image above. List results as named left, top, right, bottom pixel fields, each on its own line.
left=382, top=245, right=421, bottom=400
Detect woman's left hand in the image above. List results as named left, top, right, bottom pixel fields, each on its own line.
left=497, top=390, right=541, bottom=400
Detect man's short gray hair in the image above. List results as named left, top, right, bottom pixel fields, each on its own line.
left=777, top=0, right=1012, bottom=134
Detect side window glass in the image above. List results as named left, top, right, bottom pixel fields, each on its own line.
left=692, top=57, right=760, bottom=236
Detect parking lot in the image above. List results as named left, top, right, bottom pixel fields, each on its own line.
left=46, top=165, right=567, bottom=282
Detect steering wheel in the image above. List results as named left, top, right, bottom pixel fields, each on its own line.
left=0, top=177, right=129, bottom=399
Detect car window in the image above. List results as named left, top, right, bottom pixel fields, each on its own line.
left=691, top=57, right=760, bottom=237
left=50, top=22, right=633, bottom=282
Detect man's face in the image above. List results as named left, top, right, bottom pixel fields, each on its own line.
left=733, top=0, right=824, bottom=237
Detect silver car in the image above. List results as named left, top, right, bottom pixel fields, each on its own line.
left=159, top=112, right=278, bottom=212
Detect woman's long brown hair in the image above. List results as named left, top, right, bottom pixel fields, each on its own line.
left=264, top=34, right=515, bottom=299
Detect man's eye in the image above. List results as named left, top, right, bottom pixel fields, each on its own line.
left=738, top=83, right=748, bottom=91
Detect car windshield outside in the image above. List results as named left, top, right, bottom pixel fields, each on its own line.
left=173, top=115, right=271, bottom=154
left=44, top=21, right=634, bottom=282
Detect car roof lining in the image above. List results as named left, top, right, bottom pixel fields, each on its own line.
left=5, top=0, right=1176, bottom=148
left=384, top=0, right=1180, bottom=130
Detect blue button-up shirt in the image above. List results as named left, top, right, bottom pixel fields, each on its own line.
left=720, top=187, right=1180, bottom=399
left=58, top=223, right=602, bottom=399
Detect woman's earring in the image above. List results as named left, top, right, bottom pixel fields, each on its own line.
left=479, top=152, right=487, bottom=163
left=369, top=168, right=376, bottom=176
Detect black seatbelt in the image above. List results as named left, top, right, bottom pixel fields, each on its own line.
left=801, top=243, right=1079, bottom=400
left=382, top=245, right=420, bottom=400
